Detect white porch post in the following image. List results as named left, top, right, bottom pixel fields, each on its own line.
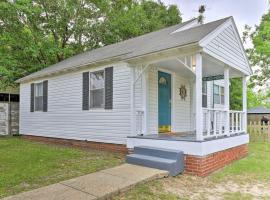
left=130, top=67, right=136, bottom=135
left=224, top=67, right=230, bottom=136
left=242, top=76, right=247, bottom=132
left=195, top=53, right=203, bottom=141
left=142, top=69, right=149, bottom=134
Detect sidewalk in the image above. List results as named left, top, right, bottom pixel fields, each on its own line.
left=3, top=164, right=168, bottom=200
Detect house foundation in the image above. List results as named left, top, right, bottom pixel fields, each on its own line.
left=184, top=144, right=248, bottom=177
left=22, top=135, right=128, bottom=154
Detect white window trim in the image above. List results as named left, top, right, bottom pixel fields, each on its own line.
left=89, top=69, right=105, bottom=110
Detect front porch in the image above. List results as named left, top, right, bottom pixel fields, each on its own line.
left=130, top=52, right=248, bottom=142
left=127, top=50, right=250, bottom=176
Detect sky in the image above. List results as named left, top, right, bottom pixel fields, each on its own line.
left=162, top=0, right=269, bottom=47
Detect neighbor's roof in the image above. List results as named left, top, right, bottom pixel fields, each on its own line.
left=247, top=107, right=270, bottom=114
left=17, top=17, right=231, bottom=83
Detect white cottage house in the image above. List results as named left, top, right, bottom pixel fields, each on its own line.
left=17, top=17, right=251, bottom=176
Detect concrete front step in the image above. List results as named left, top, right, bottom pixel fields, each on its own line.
left=134, top=146, right=182, bottom=160
left=126, top=146, right=184, bottom=176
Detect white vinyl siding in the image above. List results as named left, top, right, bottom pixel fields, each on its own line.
left=203, top=22, right=250, bottom=75
left=19, top=63, right=131, bottom=144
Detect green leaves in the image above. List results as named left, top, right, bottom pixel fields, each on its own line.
left=0, top=0, right=181, bottom=89
left=244, top=6, right=270, bottom=88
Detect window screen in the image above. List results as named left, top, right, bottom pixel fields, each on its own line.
left=90, top=70, right=104, bottom=108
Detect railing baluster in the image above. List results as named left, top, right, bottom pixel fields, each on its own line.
left=232, top=112, right=235, bottom=134
left=219, top=111, right=222, bottom=135
left=236, top=112, right=239, bottom=133
left=207, top=110, right=211, bottom=136
left=213, top=111, right=217, bottom=136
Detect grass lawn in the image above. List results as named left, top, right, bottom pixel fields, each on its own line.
left=0, top=137, right=124, bottom=198
left=115, top=142, right=270, bottom=200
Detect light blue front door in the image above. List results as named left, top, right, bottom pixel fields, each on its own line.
left=158, top=71, right=171, bottom=132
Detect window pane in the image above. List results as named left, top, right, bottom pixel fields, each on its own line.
left=90, top=89, right=104, bottom=108
left=35, top=83, right=43, bottom=97
left=202, top=81, right=207, bottom=94
left=213, top=85, right=219, bottom=94
left=214, top=94, right=220, bottom=104
left=221, top=94, right=224, bottom=104
left=90, top=71, right=104, bottom=90
left=220, top=87, right=224, bottom=95
left=35, top=96, right=43, bottom=111
left=202, top=94, right=207, bottom=107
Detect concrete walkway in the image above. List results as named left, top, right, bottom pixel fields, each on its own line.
left=3, top=164, right=168, bottom=200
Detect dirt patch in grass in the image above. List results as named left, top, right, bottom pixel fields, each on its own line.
left=162, top=175, right=270, bottom=200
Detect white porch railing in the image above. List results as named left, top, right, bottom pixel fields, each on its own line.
left=203, top=108, right=226, bottom=139
left=203, top=108, right=245, bottom=139
left=135, top=110, right=144, bottom=135
left=230, top=110, right=245, bottom=134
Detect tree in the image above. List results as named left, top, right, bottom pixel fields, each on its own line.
left=230, top=78, right=243, bottom=110
left=0, top=0, right=181, bottom=89
left=243, top=6, right=270, bottom=88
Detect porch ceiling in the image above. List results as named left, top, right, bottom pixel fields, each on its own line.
left=151, top=59, right=195, bottom=79
left=202, top=53, right=248, bottom=78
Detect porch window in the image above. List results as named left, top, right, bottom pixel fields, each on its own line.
left=202, top=81, right=207, bottom=107
left=34, top=82, right=43, bottom=111
left=213, top=84, right=224, bottom=105
left=90, top=70, right=105, bottom=108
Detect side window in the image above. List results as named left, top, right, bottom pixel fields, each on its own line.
left=202, top=81, right=207, bottom=107
left=220, top=86, right=224, bottom=105
left=213, top=84, right=224, bottom=105
left=35, top=82, right=43, bottom=111
left=213, top=84, right=220, bottom=104
left=90, top=70, right=105, bottom=108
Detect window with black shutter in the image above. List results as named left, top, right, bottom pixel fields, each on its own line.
left=30, top=81, right=48, bottom=112
left=82, top=67, right=113, bottom=110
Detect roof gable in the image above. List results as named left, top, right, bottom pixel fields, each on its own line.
left=199, top=17, right=252, bottom=75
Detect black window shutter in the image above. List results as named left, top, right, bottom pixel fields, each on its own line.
left=30, top=83, right=35, bottom=112
left=82, top=72, right=89, bottom=110
left=105, top=67, right=113, bottom=109
left=43, top=80, right=48, bottom=112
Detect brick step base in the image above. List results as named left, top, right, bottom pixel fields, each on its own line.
left=184, top=144, right=248, bottom=177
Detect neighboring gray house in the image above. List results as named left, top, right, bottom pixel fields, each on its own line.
left=247, top=107, right=270, bottom=123
left=17, top=17, right=251, bottom=176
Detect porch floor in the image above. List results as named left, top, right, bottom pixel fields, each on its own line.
left=129, top=132, right=197, bottom=142
left=128, top=131, right=246, bottom=142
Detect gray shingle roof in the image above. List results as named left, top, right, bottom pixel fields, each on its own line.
left=17, top=17, right=230, bottom=83
left=247, top=107, right=270, bottom=114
